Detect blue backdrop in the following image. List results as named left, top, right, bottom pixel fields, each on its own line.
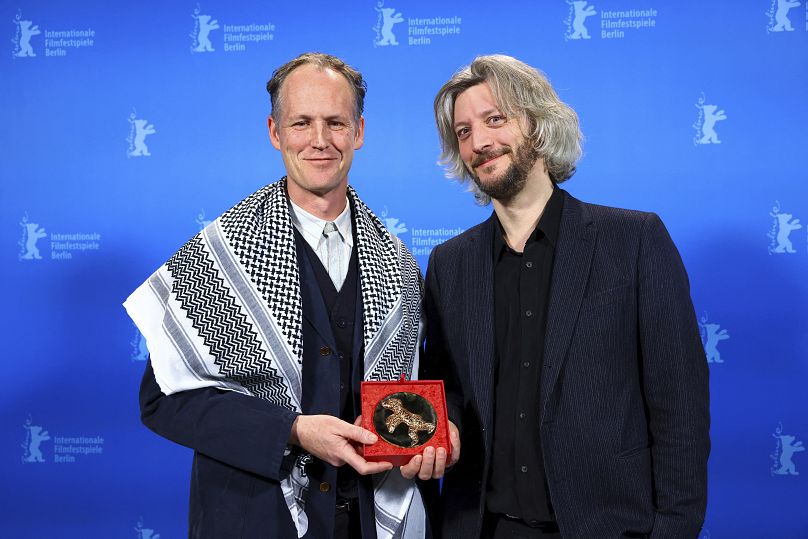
left=3, top=1, right=807, bottom=537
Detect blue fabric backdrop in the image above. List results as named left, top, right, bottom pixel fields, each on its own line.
left=3, top=0, right=807, bottom=537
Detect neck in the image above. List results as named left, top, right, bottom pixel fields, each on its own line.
left=491, top=165, right=554, bottom=252
left=286, top=179, right=348, bottom=221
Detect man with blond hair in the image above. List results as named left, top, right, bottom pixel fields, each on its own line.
left=126, top=52, right=448, bottom=539
left=422, top=55, right=710, bottom=538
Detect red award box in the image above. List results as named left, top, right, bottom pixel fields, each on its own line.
left=361, top=376, right=452, bottom=467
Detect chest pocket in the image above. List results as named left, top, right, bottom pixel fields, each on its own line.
left=580, top=284, right=630, bottom=312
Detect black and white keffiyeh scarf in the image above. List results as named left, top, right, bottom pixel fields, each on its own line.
left=124, top=179, right=426, bottom=538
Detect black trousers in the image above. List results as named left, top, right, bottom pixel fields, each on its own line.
left=482, top=511, right=562, bottom=539
left=333, top=502, right=361, bottom=539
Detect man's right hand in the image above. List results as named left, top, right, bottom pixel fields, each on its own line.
left=289, top=415, right=393, bottom=476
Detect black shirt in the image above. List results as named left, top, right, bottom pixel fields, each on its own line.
left=486, top=187, right=562, bottom=524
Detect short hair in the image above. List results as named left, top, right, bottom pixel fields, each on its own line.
left=434, top=55, right=582, bottom=203
left=266, top=52, right=367, bottom=122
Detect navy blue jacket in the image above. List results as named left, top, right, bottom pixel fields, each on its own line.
left=139, top=235, right=376, bottom=538
left=422, top=191, right=710, bottom=539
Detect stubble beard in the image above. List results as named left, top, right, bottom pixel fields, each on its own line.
left=470, top=142, right=540, bottom=202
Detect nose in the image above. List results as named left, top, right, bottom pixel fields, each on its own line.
left=310, top=120, right=330, bottom=150
left=470, top=127, right=493, bottom=154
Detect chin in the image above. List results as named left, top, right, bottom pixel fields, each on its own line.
left=304, top=177, right=346, bottom=195
left=477, top=174, right=506, bottom=189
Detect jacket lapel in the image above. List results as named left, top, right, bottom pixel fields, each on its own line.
left=464, top=215, right=498, bottom=435
left=541, top=192, right=596, bottom=421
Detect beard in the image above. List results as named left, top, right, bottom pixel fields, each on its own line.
left=469, top=141, right=540, bottom=202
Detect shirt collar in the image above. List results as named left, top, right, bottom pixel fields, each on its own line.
left=289, top=197, right=354, bottom=247
left=493, top=186, right=563, bottom=258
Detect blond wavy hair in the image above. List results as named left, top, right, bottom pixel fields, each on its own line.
left=434, top=55, right=582, bottom=204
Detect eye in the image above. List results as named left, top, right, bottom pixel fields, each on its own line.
left=487, top=115, right=506, bottom=126
left=456, top=126, right=470, bottom=140
left=290, top=120, right=309, bottom=130
left=328, top=120, right=348, bottom=130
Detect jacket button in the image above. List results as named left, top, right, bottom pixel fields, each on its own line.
left=319, top=482, right=331, bottom=492
left=319, top=346, right=331, bottom=356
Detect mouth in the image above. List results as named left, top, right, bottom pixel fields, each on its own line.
left=304, top=157, right=338, bottom=165
left=478, top=155, right=502, bottom=168
left=472, top=148, right=511, bottom=169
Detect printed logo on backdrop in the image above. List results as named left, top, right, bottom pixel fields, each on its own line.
left=766, top=0, right=803, bottom=32
left=768, top=201, right=802, bottom=254
left=381, top=206, right=408, bottom=237
left=563, top=2, right=659, bottom=40
left=196, top=208, right=213, bottom=231
left=18, top=212, right=102, bottom=261
left=11, top=10, right=40, bottom=57
left=21, top=415, right=104, bottom=464
left=135, top=517, right=161, bottom=539
left=21, top=416, right=50, bottom=463
left=692, top=92, right=727, bottom=146
left=127, top=108, right=156, bottom=158
left=11, top=8, right=95, bottom=58
left=372, top=1, right=462, bottom=47
left=698, top=313, right=729, bottom=365
left=373, top=2, right=404, bottom=45
left=564, top=1, right=597, bottom=39
left=18, top=213, right=47, bottom=260
left=410, top=226, right=465, bottom=257
left=771, top=422, right=804, bottom=476
left=190, top=3, right=275, bottom=53
left=131, top=324, right=149, bottom=362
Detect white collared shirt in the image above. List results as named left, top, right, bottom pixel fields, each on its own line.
left=289, top=198, right=353, bottom=290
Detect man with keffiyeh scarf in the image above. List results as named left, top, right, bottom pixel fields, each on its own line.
left=125, top=52, right=459, bottom=539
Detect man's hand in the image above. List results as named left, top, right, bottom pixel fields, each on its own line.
left=290, top=415, right=393, bottom=475
left=400, top=420, right=460, bottom=480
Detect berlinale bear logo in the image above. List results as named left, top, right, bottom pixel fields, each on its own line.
left=381, top=207, right=408, bottom=237
left=12, top=12, right=41, bottom=58
left=693, top=93, right=727, bottom=145
left=771, top=423, right=805, bottom=476
left=191, top=5, right=220, bottom=52
left=374, top=2, right=404, bottom=46
left=127, top=109, right=157, bottom=158
left=767, top=0, right=801, bottom=32
left=22, top=417, right=50, bottom=463
left=565, top=0, right=597, bottom=40
left=18, top=214, right=47, bottom=261
left=698, top=314, right=730, bottom=364
left=768, top=201, right=802, bottom=255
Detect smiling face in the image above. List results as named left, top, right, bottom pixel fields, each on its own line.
left=453, top=82, right=539, bottom=202
left=268, top=64, right=364, bottom=204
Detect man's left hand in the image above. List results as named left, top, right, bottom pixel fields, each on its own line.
left=399, top=420, right=460, bottom=480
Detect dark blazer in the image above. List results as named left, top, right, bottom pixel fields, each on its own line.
left=422, top=191, right=710, bottom=539
left=139, top=240, right=377, bottom=538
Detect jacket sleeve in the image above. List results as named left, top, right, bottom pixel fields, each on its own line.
left=421, top=246, right=465, bottom=434
left=637, top=214, right=710, bottom=539
left=139, top=359, right=299, bottom=482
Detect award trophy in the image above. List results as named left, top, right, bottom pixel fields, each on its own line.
left=361, top=375, right=452, bottom=466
